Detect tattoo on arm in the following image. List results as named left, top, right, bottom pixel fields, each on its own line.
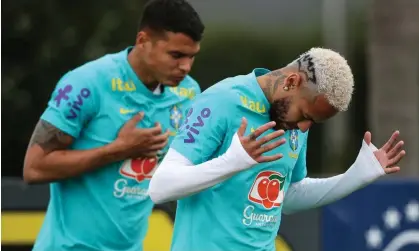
left=262, top=70, right=287, bottom=102
left=29, top=120, right=74, bottom=153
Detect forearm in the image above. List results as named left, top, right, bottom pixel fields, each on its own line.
left=282, top=141, right=384, bottom=214
left=24, top=142, right=126, bottom=183
left=149, top=134, right=256, bottom=204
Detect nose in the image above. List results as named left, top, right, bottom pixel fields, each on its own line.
left=297, top=120, right=313, bottom=132
left=179, top=58, right=193, bottom=73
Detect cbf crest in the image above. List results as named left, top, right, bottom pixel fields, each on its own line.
left=170, top=105, right=183, bottom=130
left=289, top=129, right=299, bottom=151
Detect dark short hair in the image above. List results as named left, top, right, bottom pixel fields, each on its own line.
left=139, top=0, right=205, bottom=42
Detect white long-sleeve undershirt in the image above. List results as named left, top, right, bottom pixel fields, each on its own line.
left=149, top=133, right=257, bottom=204
left=281, top=142, right=383, bottom=214
left=148, top=134, right=385, bottom=213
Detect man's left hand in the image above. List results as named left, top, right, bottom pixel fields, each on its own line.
left=363, top=130, right=406, bottom=174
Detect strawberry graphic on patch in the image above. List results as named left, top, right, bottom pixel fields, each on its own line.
left=119, top=157, right=158, bottom=182
left=248, top=171, right=286, bottom=209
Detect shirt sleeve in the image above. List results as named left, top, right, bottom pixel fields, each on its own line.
left=40, top=71, right=98, bottom=138
left=282, top=142, right=385, bottom=215
left=149, top=133, right=257, bottom=204
left=170, top=91, right=232, bottom=165
left=290, top=133, right=308, bottom=183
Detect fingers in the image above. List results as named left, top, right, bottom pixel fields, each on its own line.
left=238, top=120, right=285, bottom=163
left=254, top=129, right=285, bottom=147
left=148, top=141, right=168, bottom=151
left=387, top=140, right=404, bottom=159
left=386, top=138, right=406, bottom=168
left=142, top=151, right=158, bottom=158
left=384, top=166, right=401, bottom=174
left=387, top=150, right=406, bottom=167
left=237, top=117, right=248, bottom=137
left=253, top=137, right=286, bottom=156
left=125, top=112, right=144, bottom=128
left=150, top=130, right=170, bottom=144
left=143, top=132, right=170, bottom=153
left=143, top=123, right=163, bottom=135
left=257, top=153, right=284, bottom=163
left=382, top=130, right=399, bottom=152
left=240, top=124, right=286, bottom=163
left=379, top=130, right=406, bottom=172
left=364, top=131, right=371, bottom=145
left=247, top=121, right=276, bottom=140
left=143, top=132, right=169, bottom=153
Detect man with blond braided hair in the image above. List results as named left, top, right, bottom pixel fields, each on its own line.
left=149, top=48, right=406, bottom=251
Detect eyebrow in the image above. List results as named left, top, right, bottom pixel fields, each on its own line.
left=169, top=50, right=199, bottom=57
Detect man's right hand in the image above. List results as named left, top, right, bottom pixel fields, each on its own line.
left=237, top=117, right=286, bottom=163
left=116, top=112, right=170, bottom=159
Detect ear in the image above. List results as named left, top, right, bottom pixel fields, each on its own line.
left=284, top=73, right=302, bottom=90
left=135, top=31, right=150, bottom=48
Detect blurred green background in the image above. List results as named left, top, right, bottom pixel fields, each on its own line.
left=2, top=0, right=381, bottom=177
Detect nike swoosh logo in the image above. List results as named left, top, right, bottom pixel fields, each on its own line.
left=119, top=108, right=136, bottom=114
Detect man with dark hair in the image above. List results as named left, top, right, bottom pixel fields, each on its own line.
left=24, top=0, right=204, bottom=250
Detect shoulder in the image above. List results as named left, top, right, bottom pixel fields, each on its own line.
left=62, top=49, right=127, bottom=85
left=50, top=53, right=121, bottom=108
left=66, top=52, right=120, bottom=84
left=191, top=77, right=243, bottom=114
left=206, top=73, right=256, bottom=106
left=184, top=71, right=257, bottom=114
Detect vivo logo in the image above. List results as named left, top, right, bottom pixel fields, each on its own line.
left=183, top=108, right=211, bottom=144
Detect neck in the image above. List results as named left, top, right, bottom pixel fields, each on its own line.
left=257, top=69, right=287, bottom=104
left=127, top=48, right=160, bottom=90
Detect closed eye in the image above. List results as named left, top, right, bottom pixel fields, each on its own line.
left=169, top=52, right=185, bottom=59
left=169, top=51, right=197, bottom=59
